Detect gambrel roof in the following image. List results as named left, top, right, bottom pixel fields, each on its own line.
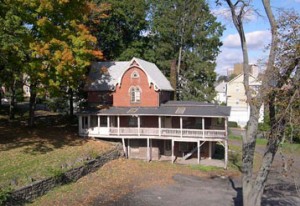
left=85, top=57, right=174, bottom=91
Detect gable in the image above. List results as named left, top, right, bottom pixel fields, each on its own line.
left=117, top=58, right=174, bottom=91
left=85, top=58, right=174, bottom=92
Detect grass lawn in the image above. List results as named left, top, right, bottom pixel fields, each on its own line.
left=0, top=121, right=112, bottom=190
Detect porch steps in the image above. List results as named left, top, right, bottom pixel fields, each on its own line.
left=183, top=147, right=198, bottom=160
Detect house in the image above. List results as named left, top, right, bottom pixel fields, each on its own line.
left=77, top=57, right=231, bottom=168
left=215, top=81, right=227, bottom=104
left=227, top=73, right=263, bottom=127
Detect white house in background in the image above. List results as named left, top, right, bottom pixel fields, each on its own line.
left=215, top=81, right=227, bottom=104
left=227, top=73, right=264, bottom=127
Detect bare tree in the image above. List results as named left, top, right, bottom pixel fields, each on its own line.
left=218, top=0, right=300, bottom=205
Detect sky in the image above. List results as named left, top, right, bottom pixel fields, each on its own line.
left=209, top=0, right=300, bottom=76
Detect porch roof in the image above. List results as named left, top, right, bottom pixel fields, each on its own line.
left=78, top=101, right=231, bottom=117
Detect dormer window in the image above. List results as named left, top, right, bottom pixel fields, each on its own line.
left=131, top=71, right=139, bottom=79
left=130, top=86, right=141, bottom=103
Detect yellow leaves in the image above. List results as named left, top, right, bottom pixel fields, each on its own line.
left=58, top=0, right=69, bottom=4
left=37, top=17, right=49, bottom=27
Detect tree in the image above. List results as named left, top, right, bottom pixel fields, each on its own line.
left=0, top=0, right=29, bottom=119
left=148, top=0, right=224, bottom=101
left=17, top=0, right=104, bottom=125
left=90, top=0, right=148, bottom=60
left=219, top=0, right=300, bottom=205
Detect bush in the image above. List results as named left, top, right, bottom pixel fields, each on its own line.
left=228, top=121, right=238, bottom=128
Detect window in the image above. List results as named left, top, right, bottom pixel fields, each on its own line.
left=131, top=71, right=139, bottom=78
left=130, top=87, right=141, bottom=103
left=128, top=116, right=138, bottom=127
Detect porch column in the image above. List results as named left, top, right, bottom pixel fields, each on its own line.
left=138, top=116, right=140, bottom=136
left=225, top=117, right=228, bottom=137
left=202, top=117, right=205, bottom=138
left=79, top=116, right=82, bottom=133
left=197, top=140, right=200, bottom=164
left=98, top=116, right=100, bottom=134
left=224, top=139, right=228, bottom=169
left=208, top=141, right=212, bottom=159
left=122, top=137, right=127, bottom=158
left=117, top=116, right=120, bottom=136
left=88, top=115, right=91, bottom=129
left=180, top=117, right=183, bottom=138
left=107, top=116, right=110, bottom=134
left=158, top=116, right=161, bottom=136
left=171, top=140, right=174, bottom=163
left=147, top=138, right=150, bottom=162
left=127, top=139, right=130, bottom=157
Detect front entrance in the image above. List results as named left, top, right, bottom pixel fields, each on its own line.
left=99, top=116, right=109, bottom=135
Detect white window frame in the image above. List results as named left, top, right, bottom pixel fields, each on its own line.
left=131, top=71, right=139, bottom=79
left=130, top=86, right=141, bottom=103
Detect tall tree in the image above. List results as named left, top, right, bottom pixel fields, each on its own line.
left=148, top=0, right=224, bottom=101
left=90, top=0, right=148, bottom=60
left=17, top=0, right=104, bottom=125
left=0, top=0, right=29, bottom=119
left=219, top=0, right=300, bottom=205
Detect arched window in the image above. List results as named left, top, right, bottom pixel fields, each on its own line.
left=130, top=87, right=141, bottom=103
left=131, top=71, right=139, bottom=79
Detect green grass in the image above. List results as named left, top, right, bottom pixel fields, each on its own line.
left=190, top=164, right=221, bottom=172
left=0, top=123, right=112, bottom=190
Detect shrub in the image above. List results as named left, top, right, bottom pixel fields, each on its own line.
left=228, top=121, right=238, bottom=128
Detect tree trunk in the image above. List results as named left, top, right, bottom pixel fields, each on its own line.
left=0, top=87, right=2, bottom=107
left=170, top=59, right=177, bottom=100
left=9, top=80, right=16, bottom=120
left=69, top=88, right=74, bottom=117
left=28, top=84, right=37, bottom=127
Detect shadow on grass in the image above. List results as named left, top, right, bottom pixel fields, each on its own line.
left=0, top=114, right=86, bottom=155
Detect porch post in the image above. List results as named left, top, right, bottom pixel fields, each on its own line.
left=122, top=138, right=127, bottom=158
left=180, top=117, right=183, bottom=138
left=79, top=116, right=82, bottom=134
left=88, top=115, right=90, bottom=129
left=147, top=138, right=150, bottom=162
left=224, top=139, right=228, bottom=169
left=225, top=117, right=228, bottom=137
left=158, top=116, right=161, bottom=136
left=138, top=116, right=140, bottom=136
left=208, top=141, right=212, bottom=159
left=127, top=139, right=130, bottom=158
left=171, top=140, right=174, bottom=163
left=107, top=116, right=110, bottom=134
left=202, top=117, right=205, bottom=138
left=117, top=116, right=120, bottom=136
left=197, top=140, right=200, bottom=164
left=98, top=116, right=100, bottom=134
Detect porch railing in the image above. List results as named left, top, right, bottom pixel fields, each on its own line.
left=88, top=127, right=226, bottom=139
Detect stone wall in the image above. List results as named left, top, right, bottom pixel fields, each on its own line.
left=5, top=144, right=122, bottom=206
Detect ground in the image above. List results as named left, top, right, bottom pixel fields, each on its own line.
left=29, top=137, right=300, bottom=206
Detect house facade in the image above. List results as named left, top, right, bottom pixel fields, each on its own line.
left=78, top=58, right=230, bottom=168
left=227, top=73, right=264, bottom=127
left=215, top=81, right=227, bottom=104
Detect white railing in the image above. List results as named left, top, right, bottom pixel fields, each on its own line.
left=106, top=127, right=226, bottom=139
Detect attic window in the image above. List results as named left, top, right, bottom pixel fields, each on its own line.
left=175, top=107, right=186, bottom=114
left=131, top=71, right=139, bottom=79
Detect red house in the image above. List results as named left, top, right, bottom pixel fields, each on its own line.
left=78, top=58, right=230, bottom=168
